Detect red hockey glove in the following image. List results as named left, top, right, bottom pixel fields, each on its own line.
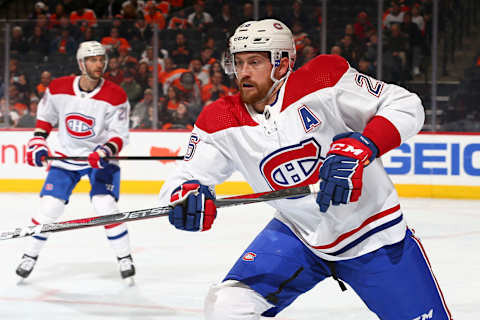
left=26, top=136, right=50, bottom=167
left=169, top=180, right=217, bottom=231
left=88, top=145, right=113, bottom=169
left=317, top=132, right=378, bottom=212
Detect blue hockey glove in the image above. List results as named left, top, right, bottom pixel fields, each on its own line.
left=316, top=132, right=378, bottom=213
left=26, top=136, right=50, bottom=167
left=88, top=145, right=113, bottom=169
left=169, top=180, right=217, bottom=231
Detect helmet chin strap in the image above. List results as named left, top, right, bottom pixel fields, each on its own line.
left=261, top=66, right=290, bottom=104
left=79, top=59, right=103, bottom=82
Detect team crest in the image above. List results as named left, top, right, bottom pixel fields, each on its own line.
left=65, top=113, right=95, bottom=139
left=242, top=252, right=256, bottom=262
left=259, top=138, right=323, bottom=190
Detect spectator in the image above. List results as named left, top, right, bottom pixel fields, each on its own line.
left=101, top=27, right=131, bottom=55
left=171, top=71, right=202, bottom=117
left=238, top=1, right=254, bottom=24
left=189, top=58, right=209, bottom=86
left=16, top=96, right=39, bottom=128
left=162, top=85, right=182, bottom=112
left=53, top=16, right=80, bottom=41
left=131, top=88, right=154, bottom=128
left=36, top=71, right=52, bottom=98
left=354, top=11, right=374, bottom=43
left=384, top=23, right=409, bottom=82
left=104, top=56, right=125, bottom=85
left=144, top=1, right=166, bottom=30
left=168, top=8, right=189, bottom=30
left=30, top=1, right=48, bottom=19
left=159, top=57, right=188, bottom=94
left=120, top=71, right=143, bottom=106
left=357, top=56, right=376, bottom=77
left=140, top=45, right=166, bottom=76
left=411, top=5, right=425, bottom=34
left=401, top=11, right=424, bottom=76
left=27, top=26, right=50, bottom=58
left=118, top=47, right=139, bottom=74
left=162, top=101, right=194, bottom=130
left=296, top=45, right=317, bottom=68
left=214, top=3, right=237, bottom=35
left=383, top=1, right=405, bottom=29
left=50, top=27, right=76, bottom=56
left=49, top=3, right=68, bottom=29
left=130, top=15, right=153, bottom=49
left=10, top=26, right=29, bottom=55
left=338, top=34, right=358, bottom=68
left=188, top=0, right=213, bottom=32
left=135, top=61, right=151, bottom=92
left=7, top=84, right=28, bottom=121
left=70, top=2, right=98, bottom=32
left=285, top=0, right=309, bottom=30
left=261, top=1, right=280, bottom=20
left=171, top=32, right=192, bottom=68
left=11, top=74, right=30, bottom=106
left=365, top=33, right=378, bottom=63
left=78, top=26, right=96, bottom=43
left=203, top=36, right=222, bottom=60
left=199, top=46, right=217, bottom=73
left=307, top=4, right=323, bottom=31
left=209, top=61, right=229, bottom=85
left=330, top=45, right=343, bottom=56
left=292, top=21, right=309, bottom=55
left=201, top=71, right=228, bottom=105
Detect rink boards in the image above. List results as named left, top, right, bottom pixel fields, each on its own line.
left=0, top=130, right=479, bottom=199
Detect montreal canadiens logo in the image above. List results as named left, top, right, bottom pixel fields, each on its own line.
left=65, top=113, right=95, bottom=139
left=260, top=138, right=323, bottom=190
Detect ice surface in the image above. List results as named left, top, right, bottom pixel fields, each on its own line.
left=0, top=193, right=478, bottom=319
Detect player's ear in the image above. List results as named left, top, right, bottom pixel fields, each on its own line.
left=275, top=57, right=290, bottom=79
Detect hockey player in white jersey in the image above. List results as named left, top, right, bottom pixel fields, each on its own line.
left=16, top=41, right=135, bottom=284
left=159, top=19, right=452, bottom=319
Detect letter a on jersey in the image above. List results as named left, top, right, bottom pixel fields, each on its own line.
left=298, top=105, right=320, bottom=132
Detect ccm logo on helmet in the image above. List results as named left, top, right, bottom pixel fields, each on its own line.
left=65, top=113, right=96, bottom=139
left=260, top=138, right=323, bottom=190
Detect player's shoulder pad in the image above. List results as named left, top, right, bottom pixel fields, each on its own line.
left=48, top=75, right=76, bottom=95
left=93, top=79, right=128, bottom=106
left=196, top=94, right=258, bottom=134
left=282, top=54, right=349, bottom=110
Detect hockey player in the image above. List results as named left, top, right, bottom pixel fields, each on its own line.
left=159, top=19, right=452, bottom=319
left=17, top=41, right=136, bottom=285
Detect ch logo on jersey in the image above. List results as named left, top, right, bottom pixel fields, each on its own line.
left=260, top=138, right=323, bottom=190
left=65, top=113, right=95, bottom=139
left=355, top=73, right=384, bottom=97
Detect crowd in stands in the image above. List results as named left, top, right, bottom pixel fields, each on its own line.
left=0, top=0, right=457, bottom=130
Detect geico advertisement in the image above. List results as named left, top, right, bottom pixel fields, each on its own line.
left=1, top=131, right=479, bottom=185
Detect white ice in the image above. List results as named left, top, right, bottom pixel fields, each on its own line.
left=0, top=193, right=478, bottom=319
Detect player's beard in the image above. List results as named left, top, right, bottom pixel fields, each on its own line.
left=86, top=69, right=103, bottom=81
left=240, top=79, right=273, bottom=105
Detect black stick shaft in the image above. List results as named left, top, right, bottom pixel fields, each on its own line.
left=0, top=184, right=318, bottom=241
left=46, top=156, right=184, bottom=161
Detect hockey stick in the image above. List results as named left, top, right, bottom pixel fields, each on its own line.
left=46, top=156, right=184, bottom=161
left=0, top=184, right=319, bottom=241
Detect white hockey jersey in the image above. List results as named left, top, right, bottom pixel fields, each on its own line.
left=36, top=76, right=130, bottom=171
left=158, top=55, right=424, bottom=261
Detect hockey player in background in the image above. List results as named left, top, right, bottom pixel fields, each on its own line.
left=159, top=19, right=452, bottom=319
left=16, top=41, right=136, bottom=285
